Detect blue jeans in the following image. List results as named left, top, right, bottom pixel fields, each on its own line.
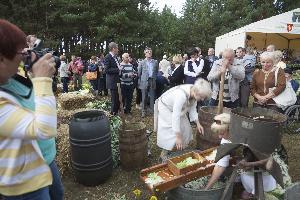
left=2, top=187, right=50, bottom=200
left=61, top=77, right=69, bottom=93
left=89, top=79, right=98, bottom=91
left=49, top=161, right=64, bottom=200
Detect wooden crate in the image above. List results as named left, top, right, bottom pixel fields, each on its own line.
left=140, top=148, right=219, bottom=193
left=140, top=162, right=215, bottom=193
left=167, top=151, right=207, bottom=176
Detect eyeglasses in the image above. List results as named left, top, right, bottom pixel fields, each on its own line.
left=214, top=119, right=222, bottom=125
left=16, top=51, right=29, bottom=58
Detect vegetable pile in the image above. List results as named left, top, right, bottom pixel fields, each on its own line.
left=184, top=175, right=225, bottom=190
left=85, top=100, right=121, bottom=168
left=176, top=157, right=200, bottom=169
left=145, top=172, right=164, bottom=188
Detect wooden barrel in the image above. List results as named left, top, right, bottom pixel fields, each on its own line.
left=119, top=122, right=147, bottom=171
left=197, top=106, right=231, bottom=150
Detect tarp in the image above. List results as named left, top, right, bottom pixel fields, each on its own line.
left=215, top=8, right=300, bottom=57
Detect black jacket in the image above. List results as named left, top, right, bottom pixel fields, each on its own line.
left=104, top=53, right=119, bottom=89
left=168, top=65, right=184, bottom=87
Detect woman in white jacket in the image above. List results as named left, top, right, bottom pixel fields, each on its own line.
left=155, top=78, right=212, bottom=161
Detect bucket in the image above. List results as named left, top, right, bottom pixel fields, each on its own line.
left=69, top=110, right=112, bottom=186
left=119, top=122, right=147, bottom=171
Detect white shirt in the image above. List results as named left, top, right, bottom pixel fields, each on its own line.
left=216, top=138, right=231, bottom=167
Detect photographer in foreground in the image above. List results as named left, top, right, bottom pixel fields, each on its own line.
left=0, top=19, right=63, bottom=199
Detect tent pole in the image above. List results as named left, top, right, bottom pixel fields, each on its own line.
left=264, top=33, right=267, bottom=49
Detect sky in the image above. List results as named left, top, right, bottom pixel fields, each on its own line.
left=149, top=0, right=186, bottom=16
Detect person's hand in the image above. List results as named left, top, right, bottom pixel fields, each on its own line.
left=31, top=53, right=56, bottom=78
left=197, top=124, right=204, bottom=135
left=238, top=160, right=252, bottom=170
left=255, top=94, right=266, bottom=104
left=222, top=58, right=230, bottom=68
left=175, top=134, right=183, bottom=150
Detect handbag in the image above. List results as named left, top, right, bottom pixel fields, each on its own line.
left=271, top=67, right=297, bottom=109
left=86, top=70, right=97, bottom=80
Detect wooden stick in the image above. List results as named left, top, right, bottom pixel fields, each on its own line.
left=217, top=71, right=225, bottom=114
left=117, top=83, right=125, bottom=130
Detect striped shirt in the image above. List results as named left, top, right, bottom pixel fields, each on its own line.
left=223, top=70, right=232, bottom=102
left=0, top=77, right=56, bottom=196
left=120, top=63, right=136, bottom=85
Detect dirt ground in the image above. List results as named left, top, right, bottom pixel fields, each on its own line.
left=60, top=99, right=300, bottom=200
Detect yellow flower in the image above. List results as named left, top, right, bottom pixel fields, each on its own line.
left=133, top=189, right=142, bottom=197
left=150, top=196, right=158, bottom=200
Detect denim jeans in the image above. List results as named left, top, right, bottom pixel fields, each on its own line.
left=2, top=187, right=50, bottom=200
left=60, top=77, right=68, bottom=93
left=49, top=161, right=64, bottom=200
left=89, top=79, right=98, bottom=91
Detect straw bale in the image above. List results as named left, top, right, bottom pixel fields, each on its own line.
left=58, top=91, right=94, bottom=110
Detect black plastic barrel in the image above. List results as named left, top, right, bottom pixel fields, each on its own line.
left=69, top=110, right=112, bottom=186
left=230, top=107, right=287, bottom=154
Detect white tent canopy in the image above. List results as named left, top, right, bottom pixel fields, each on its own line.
left=215, top=8, right=300, bottom=58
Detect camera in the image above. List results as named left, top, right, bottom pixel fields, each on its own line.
left=24, top=39, right=61, bottom=71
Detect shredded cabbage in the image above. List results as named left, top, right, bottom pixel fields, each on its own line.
left=176, top=157, right=200, bottom=169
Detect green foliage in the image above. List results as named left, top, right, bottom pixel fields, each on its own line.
left=1, top=0, right=299, bottom=58
left=85, top=100, right=121, bottom=168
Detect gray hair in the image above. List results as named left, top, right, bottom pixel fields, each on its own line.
left=193, top=78, right=212, bottom=99
left=108, top=42, right=118, bottom=51
left=260, top=51, right=275, bottom=63
left=222, top=48, right=235, bottom=58
left=267, top=44, right=276, bottom=52
left=273, top=50, right=283, bottom=64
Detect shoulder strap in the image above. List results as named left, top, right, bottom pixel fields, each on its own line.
left=274, top=67, right=280, bottom=86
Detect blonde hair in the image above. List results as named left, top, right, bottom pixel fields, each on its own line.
left=260, top=51, right=275, bottom=63
left=211, top=113, right=231, bottom=134
left=172, top=54, right=183, bottom=64
left=122, top=52, right=129, bottom=59
left=193, top=78, right=212, bottom=99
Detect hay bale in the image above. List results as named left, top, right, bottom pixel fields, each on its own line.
left=57, top=108, right=89, bottom=125
left=56, top=124, right=72, bottom=177
left=58, top=90, right=94, bottom=110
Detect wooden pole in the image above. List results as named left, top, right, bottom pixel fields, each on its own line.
left=217, top=71, right=225, bottom=114
left=117, top=83, right=125, bottom=130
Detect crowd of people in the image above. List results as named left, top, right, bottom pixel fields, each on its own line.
left=0, top=18, right=298, bottom=200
